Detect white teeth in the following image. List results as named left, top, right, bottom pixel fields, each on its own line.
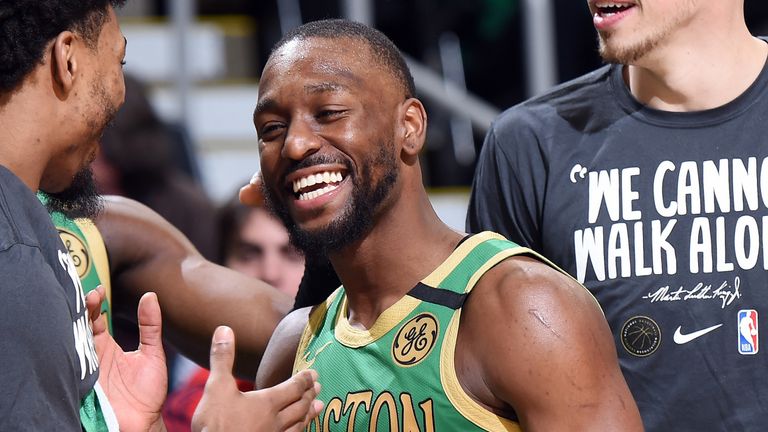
left=298, top=184, right=340, bottom=201
left=291, top=170, right=345, bottom=196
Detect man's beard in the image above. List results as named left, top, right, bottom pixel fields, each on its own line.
left=43, top=167, right=103, bottom=219
left=263, top=142, right=398, bottom=259
left=598, top=31, right=663, bottom=64
left=597, top=0, right=698, bottom=65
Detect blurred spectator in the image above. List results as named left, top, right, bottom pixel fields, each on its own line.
left=217, top=196, right=305, bottom=297
left=94, top=73, right=219, bottom=384
left=94, top=73, right=218, bottom=261
left=161, top=192, right=306, bottom=432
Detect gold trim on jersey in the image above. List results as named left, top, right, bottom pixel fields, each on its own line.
left=333, top=232, right=507, bottom=348
left=421, top=231, right=505, bottom=287
left=294, top=288, right=342, bottom=373
left=74, top=218, right=112, bottom=313
left=441, top=312, right=522, bottom=431
left=334, top=294, right=421, bottom=348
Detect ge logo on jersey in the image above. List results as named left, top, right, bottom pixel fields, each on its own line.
left=738, top=309, right=759, bottom=355
left=58, top=228, right=91, bottom=279
left=392, top=313, right=438, bottom=367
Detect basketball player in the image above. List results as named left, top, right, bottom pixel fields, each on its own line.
left=194, top=19, right=643, bottom=431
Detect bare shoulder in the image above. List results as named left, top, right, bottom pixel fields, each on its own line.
left=475, top=254, right=601, bottom=322
left=256, top=306, right=312, bottom=389
left=458, top=255, right=642, bottom=430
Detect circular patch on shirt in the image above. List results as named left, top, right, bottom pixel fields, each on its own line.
left=58, top=228, right=91, bottom=279
left=621, top=315, right=661, bottom=357
left=392, top=313, right=439, bottom=367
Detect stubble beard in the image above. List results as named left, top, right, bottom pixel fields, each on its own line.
left=43, top=166, right=103, bottom=219
left=263, top=141, right=399, bottom=260
left=44, top=78, right=119, bottom=220
left=597, top=1, right=697, bottom=65
left=598, top=30, right=664, bottom=64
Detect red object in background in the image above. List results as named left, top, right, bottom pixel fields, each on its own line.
left=162, top=367, right=254, bottom=432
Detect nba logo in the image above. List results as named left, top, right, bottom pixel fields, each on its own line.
left=738, top=310, right=759, bottom=355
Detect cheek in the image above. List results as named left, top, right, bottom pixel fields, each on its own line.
left=259, top=151, right=283, bottom=190
left=113, top=72, right=126, bottom=106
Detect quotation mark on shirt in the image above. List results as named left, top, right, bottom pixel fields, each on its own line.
left=569, top=164, right=588, bottom=183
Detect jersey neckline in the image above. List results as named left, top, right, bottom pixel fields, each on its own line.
left=333, top=232, right=505, bottom=347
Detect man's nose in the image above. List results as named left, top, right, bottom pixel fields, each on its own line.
left=282, top=119, right=321, bottom=161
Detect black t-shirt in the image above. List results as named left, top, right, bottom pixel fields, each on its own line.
left=468, top=58, right=768, bottom=430
left=0, top=165, right=99, bottom=430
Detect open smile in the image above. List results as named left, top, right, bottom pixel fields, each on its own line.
left=291, top=170, right=346, bottom=201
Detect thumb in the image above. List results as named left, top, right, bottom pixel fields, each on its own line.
left=137, top=292, right=164, bottom=358
left=239, top=172, right=265, bottom=207
left=207, top=326, right=238, bottom=390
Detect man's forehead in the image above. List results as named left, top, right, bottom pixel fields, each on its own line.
left=261, top=41, right=369, bottom=91
left=268, top=37, right=372, bottom=72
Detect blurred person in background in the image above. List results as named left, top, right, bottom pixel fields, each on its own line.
left=93, top=73, right=219, bottom=261
left=92, top=73, right=220, bottom=378
left=217, top=193, right=305, bottom=297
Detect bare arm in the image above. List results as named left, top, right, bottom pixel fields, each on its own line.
left=256, top=307, right=311, bottom=390
left=458, top=256, right=643, bottom=431
left=95, top=195, right=293, bottom=378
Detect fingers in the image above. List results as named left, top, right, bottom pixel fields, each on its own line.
left=239, top=172, right=265, bottom=207
left=137, top=292, right=164, bottom=357
left=85, top=285, right=106, bottom=322
left=86, top=286, right=108, bottom=336
left=206, top=326, right=238, bottom=392
left=267, top=369, right=319, bottom=410
left=276, top=380, right=323, bottom=430
left=283, top=399, right=324, bottom=432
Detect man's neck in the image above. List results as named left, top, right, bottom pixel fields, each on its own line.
left=626, top=26, right=767, bottom=112
left=0, top=82, right=57, bottom=191
left=329, top=192, right=462, bottom=329
left=0, top=116, right=48, bottom=191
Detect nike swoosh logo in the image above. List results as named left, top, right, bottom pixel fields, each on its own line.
left=673, top=324, right=723, bottom=344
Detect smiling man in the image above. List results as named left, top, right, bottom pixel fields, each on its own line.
left=467, top=0, right=768, bottom=430
left=190, top=19, right=642, bottom=431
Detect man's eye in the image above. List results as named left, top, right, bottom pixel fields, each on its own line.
left=259, top=123, right=284, bottom=139
left=317, top=109, right=347, bottom=119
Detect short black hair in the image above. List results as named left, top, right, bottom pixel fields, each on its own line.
left=271, top=19, right=416, bottom=99
left=0, top=0, right=126, bottom=94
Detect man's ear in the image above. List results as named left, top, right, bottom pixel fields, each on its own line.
left=51, top=31, right=78, bottom=96
left=400, top=98, right=428, bottom=157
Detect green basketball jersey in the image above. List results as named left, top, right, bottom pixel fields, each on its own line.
left=294, top=231, right=573, bottom=431
left=48, top=210, right=114, bottom=333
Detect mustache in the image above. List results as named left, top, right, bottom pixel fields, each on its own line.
left=284, top=154, right=352, bottom=177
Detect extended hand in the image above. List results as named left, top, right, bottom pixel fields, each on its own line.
left=192, top=326, right=323, bottom=432
left=86, top=288, right=167, bottom=432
